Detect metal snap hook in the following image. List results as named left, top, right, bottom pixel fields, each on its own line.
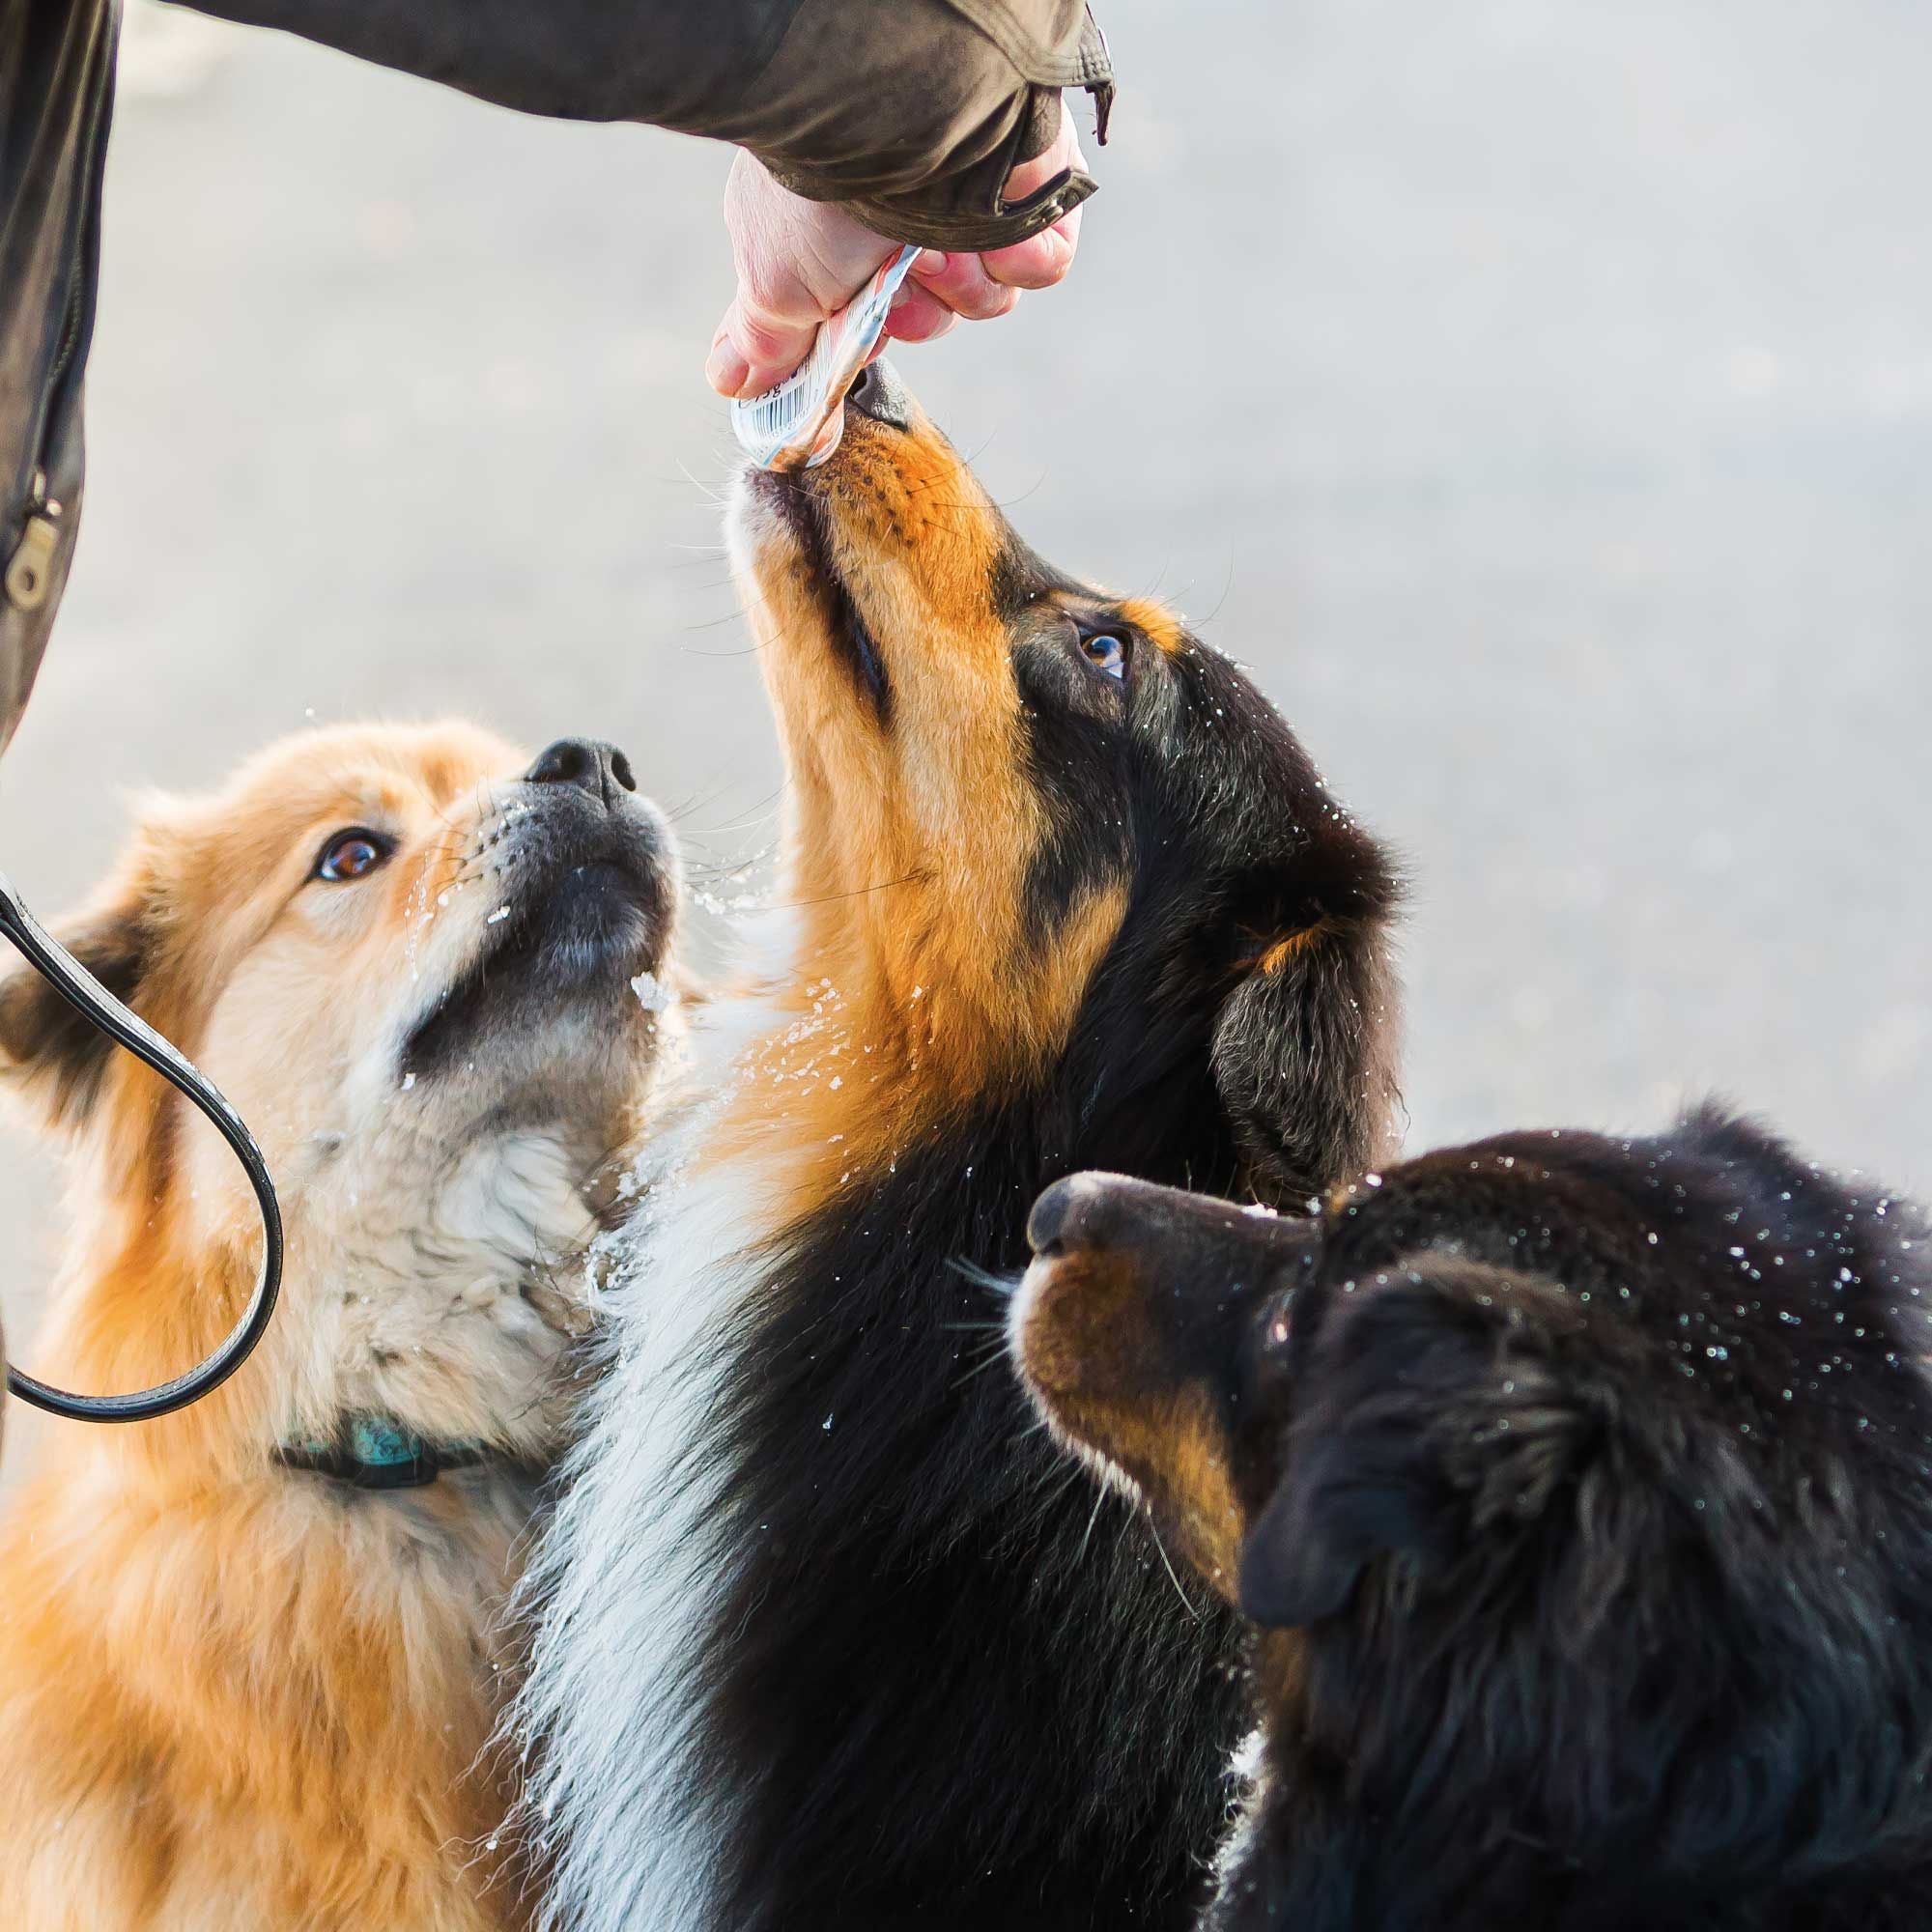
left=0, top=872, right=283, bottom=1423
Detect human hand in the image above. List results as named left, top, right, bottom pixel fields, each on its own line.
left=705, top=106, right=1089, bottom=399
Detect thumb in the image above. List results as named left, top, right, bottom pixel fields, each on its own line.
left=708, top=292, right=820, bottom=400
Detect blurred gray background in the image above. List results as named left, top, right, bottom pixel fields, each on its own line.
left=2, top=0, right=1927, bottom=1421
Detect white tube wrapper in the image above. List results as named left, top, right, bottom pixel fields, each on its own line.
left=729, top=245, right=921, bottom=472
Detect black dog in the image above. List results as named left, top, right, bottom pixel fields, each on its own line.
left=1013, top=1106, right=1932, bottom=1929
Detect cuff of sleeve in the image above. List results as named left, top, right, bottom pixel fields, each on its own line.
left=759, top=6, right=1113, bottom=253
left=781, top=161, right=1096, bottom=253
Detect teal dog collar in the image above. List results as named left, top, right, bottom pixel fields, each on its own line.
left=276, top=1414, right=489, bottom=1492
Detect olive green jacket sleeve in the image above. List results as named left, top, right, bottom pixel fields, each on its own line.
left=179, top=0, right=1116, bottom=250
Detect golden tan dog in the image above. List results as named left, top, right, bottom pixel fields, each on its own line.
left=0, top=722, right=679, bottom=1931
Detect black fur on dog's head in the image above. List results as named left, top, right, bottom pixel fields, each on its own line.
left=1015, top=1109, right=1932, bottom=1929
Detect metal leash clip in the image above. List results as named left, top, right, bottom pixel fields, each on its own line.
left=0, top=872, right=282, bottom=1422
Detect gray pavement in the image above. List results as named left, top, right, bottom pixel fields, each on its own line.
left=3, top=0, right=1928, bottom=1431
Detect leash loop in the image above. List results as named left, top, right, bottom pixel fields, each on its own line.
left=0, top=871, right=283, bottom=1422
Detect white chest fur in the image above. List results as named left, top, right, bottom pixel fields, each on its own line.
left=279, top=1123, right=605, bottom=1453
left=515, top=978, right=792, bottom=1932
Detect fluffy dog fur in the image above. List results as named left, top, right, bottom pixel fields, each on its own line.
left=0, top=723, right=678, bottom=1931
left=1013, top=1110, right=1932, bottom=1929
left=518, top=362, right=1402, bottom=1931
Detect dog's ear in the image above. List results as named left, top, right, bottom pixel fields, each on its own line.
left=0, top=896, right=154, bottom=1133
left=1238, top=1262, right=1601, bottom=1629
left=1210, top=854, right=1402, bottom=1205
left=1237, top=1414, right=1453, bottom=1629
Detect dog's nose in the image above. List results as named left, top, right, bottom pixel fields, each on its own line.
left=1028, top=1176, right=1119, bottom=1258
left=846, top=357, right=914, bottom=432
left=526, top=737, right=638, bottom=807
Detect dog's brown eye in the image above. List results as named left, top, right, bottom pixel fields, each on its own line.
left=1078, top=632, right=1127, bottom=681
left=314, top=829, right=391, bottom=883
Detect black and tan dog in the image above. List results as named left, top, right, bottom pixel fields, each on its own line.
left=1013, top=1107, right=1932, bottom=1929
left=520, top=361, right=1402, bottom=1932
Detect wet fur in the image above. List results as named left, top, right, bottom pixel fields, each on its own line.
left=1015, top=1111, right=1932, bottom=1930
left=0, top=723, right=677, bottom=1931
left=519, top=368, right=1402, bottom=1931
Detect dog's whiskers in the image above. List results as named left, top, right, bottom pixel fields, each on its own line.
left=1075, top=1483, right=1110, bottom=1567
left=1144, top=1516, right=1201, bottom=1622
left=944, top=1257, right=1022, bottom=1300
left=950, top=1345, right=1017, bottom=1393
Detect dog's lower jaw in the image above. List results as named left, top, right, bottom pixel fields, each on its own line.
left=1008, top=1266, right=1150, bottom=1510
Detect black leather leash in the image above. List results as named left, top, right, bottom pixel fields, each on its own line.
left=0, top=871, right=283, bottom=1422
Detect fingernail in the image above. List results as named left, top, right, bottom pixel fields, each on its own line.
left=706, top=342, right=750, bottom=398
left=915, top=250, right=948, bottom=278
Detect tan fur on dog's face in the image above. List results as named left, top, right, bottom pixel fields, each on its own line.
left=1012, top=1174, right=1316, bottom=1603
left=0, top=720, right=678, bottom=1464
left=729, top=387, right=1128, bottom=1111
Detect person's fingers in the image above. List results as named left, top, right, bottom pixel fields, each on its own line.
left=883, top=288, right=960, bottom=345
left=713, top=294, right=822, bottom=399
left=717, top=148, right=906, bottom=393
left=980, top=104, right=1087, bottom=288
left=906, top=97, right=1089, bottom=307
left=712, top=117, right=1094, bottom=394
left=907, top=252, right=1022, bottom=322
left=980, top=217, right=1077, bottom=292
left=705, top=326, right=752, bottom=399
